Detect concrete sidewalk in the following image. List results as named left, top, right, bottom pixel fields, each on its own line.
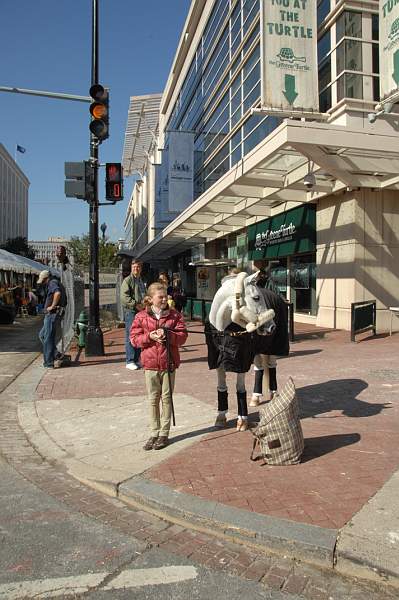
left=18, top=322, right=399, bottom=587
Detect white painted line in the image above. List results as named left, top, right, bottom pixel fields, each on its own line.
left=105, top=565, right=198, bottom=590
left=0, top=572, right=104, bottom=599
left=0, top=565, right=198, bottom=598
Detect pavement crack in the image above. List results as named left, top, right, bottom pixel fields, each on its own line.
left=77, top=550, right=148, bottom=596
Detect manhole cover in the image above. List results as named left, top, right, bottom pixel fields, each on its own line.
left=370, top=369, right=399, bottom=380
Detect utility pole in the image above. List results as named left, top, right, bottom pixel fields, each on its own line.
left=85, top=0, right=104, bottom=356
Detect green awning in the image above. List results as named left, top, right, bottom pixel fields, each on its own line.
left=248, top=204, right=316, bottom=260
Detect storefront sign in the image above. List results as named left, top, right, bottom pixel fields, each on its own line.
left=168, top=131, right=194, bottom=212
left=248, top=204, right=315, bottom=259
left=261, top=0, right=319, bottom=112
left=379, top=0, right=399, bottom=100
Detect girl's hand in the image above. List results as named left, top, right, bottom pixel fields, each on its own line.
left=156, top=328, right=165, bottom=340
left=149, top=330, right=159, bottom=341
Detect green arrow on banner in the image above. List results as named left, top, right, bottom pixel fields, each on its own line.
left=283, top=74, right=298, bottom=104
left=393, top=49, right=399, bottom=86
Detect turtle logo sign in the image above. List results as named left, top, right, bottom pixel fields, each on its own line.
left=276, top=47, right=307, bottom=64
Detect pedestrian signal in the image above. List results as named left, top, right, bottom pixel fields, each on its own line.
left=89, top=84, right=109, bottom=142
left=105, top=163, right=123, bottom=201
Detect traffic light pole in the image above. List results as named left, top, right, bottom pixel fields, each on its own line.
left=85, top=0, right=104, bottom=357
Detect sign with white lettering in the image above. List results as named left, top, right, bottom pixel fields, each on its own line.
left=261, top=0, right=319, bottom=112
left=168, top=131, right=194, bottom=212
left=379, top=0, right=399, bottom=101
left=247, top=204, right=315, bottom=259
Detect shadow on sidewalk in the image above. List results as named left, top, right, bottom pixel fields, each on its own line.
left=181, top=356, right=208, bottom=364
left=301, top=433, right=361, bottom=462
left=292, top=328, right=335, bottom=342
left=170, top=424, right=220, bottom=445
left=280, top=349, right=323, bottom=359
left=75, top=357, right=125, bottom=367
left=297, top=379, right=391, bottom=419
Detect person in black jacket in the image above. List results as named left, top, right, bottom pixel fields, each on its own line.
left=249, top=265, right=289, bottom=406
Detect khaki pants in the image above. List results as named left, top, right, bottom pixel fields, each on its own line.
left=145, top=370, right=176, bottom=437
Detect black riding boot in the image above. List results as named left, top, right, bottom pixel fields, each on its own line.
left=253, top=370, right=263, bottom=395
left=217, top=389, right=228, bottom=412
left=237, top=391, right=248, bottom=417
left=269, top=367, right=277, bottom=393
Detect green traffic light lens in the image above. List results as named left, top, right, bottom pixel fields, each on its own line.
left=90, top=120, right=108, bottom=139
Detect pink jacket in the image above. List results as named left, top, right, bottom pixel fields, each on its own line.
left=130, top=308, right=188, bottom=371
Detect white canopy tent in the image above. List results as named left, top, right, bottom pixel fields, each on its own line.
left=0, top=249, right=59, bottom=276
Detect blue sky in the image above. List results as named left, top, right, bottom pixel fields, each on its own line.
left=0, top=0, right=191, bottom=242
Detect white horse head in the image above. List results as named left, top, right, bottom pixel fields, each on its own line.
left=209, top=272, right=275, bottom=334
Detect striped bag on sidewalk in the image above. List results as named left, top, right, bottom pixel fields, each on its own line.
left=250, top=377, right=304, bottom=465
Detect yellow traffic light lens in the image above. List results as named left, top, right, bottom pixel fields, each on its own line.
left=91, top=103, right=107, bottom=119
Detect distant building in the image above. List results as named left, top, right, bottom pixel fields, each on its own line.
left=0, top=143, right=30, bottom=244
left=29, top=237, right=70, bottom=268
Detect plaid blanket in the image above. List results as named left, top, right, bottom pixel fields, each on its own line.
left=251, top=377, right=304, bottom=465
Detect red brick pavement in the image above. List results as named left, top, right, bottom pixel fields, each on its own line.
left=4, top=371, right=397, bottom=599
left=37, top=322, right=399, bottom=531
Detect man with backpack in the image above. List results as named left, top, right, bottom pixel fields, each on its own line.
left=37, top=269, right=67, bottom=368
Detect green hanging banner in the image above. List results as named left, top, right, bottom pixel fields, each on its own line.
left=248, top=204, right=316, bottom=259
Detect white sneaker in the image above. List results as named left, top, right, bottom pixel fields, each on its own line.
left=126, top=363, right=139, bottom=370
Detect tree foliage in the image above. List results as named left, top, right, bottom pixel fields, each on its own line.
left=0, top=236, right=36, bottom=259
left=68, top=234, right=118, bottom=269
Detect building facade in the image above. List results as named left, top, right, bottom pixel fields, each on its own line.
left=122, top=0, right=399, bottom=331
left=29, top=237, right=70, bottom=268
left=0, top=144, right=29, bottom=245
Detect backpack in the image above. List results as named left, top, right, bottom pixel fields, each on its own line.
left=250, top=377, right=304, bottom=465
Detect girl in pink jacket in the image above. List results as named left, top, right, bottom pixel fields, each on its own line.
left=130, top=282, right=188, bottom=450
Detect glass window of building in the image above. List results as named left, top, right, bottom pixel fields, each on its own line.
left=337, top=72, right=363, bottom=101
left=336, top=11, right=362, bottom=42
left=372, top=14, right=379, bottom=41
left=318, top=30, right=331, bottom=63
left=290, top=254, right=317, bottom=315
left=336, top=39, right=362, bottom=74
left=317, top=0, right=330, bottom=27
left=372, top=43, right=379, bottom=74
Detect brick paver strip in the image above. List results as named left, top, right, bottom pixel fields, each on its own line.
left=1, top=328, right=398, bottom=599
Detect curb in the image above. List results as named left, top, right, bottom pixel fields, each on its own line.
left=117, top=475, right=338, bottom=569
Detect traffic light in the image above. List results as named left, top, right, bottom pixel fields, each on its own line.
left=89, top=84, right=109, bottom=142
left=65, top=161, right=94, bottom=201
left=105, top=163, right=123, bottom=201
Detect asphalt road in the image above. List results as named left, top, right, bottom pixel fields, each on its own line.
left=0, top=456, right=296, bottom=599
left=0, top=317, right=42, bottom=393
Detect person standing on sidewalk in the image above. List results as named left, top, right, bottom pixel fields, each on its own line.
left=120, top=259, right=146, bottom=370
left=249, top=262, right=289, bottom=406
left=37, top=270, right=62, bottom=368
left=250, top=261, right=280, bottom=407
left=130, top=283, right=187, bottom=451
